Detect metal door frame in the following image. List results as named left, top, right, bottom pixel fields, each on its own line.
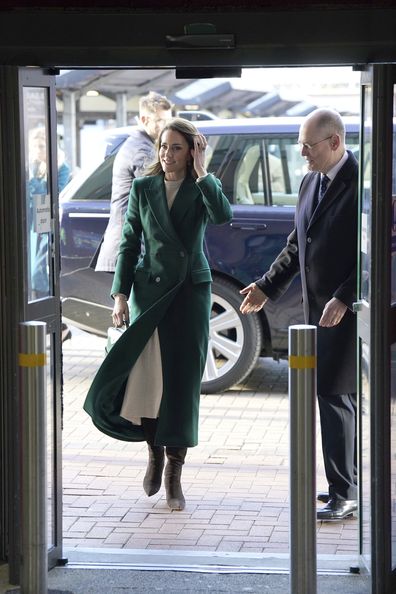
left=358, top=63, right=395, bottom=594
left=0, top=66, right=63, bottom=582
left=1, top=58, right=396, bottom=592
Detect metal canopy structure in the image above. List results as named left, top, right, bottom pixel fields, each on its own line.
left=56, top=68, right=311, bottom=115
left=56, top=68, right=319, bottom=169
left=56, top=68, right=194, bottom=100
left=56, top=69, right=194, bottom=170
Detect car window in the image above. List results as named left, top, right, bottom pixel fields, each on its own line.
left=67, top=127, right=360, bottom=207
left=208, top=133, right=305, bottom=207
left=105, top=135, right=128, bottom=158
left=265, top=133, right=360, bottom=208
left=71, top=154, right=115, bottom=201
left=206, top=134, right=233, bottom=176
left=265, top=137, right=306, bottom=207
left=208, top=135, right=265, bottom=205
left=234, top=140, right=265, bottom=205
left=212, top=131, right=360, bottom=209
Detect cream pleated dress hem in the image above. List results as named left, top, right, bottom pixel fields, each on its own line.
left=119, top=178, right=183, bottom=425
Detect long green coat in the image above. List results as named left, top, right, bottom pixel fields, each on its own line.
left=84, top=172, right=232, bottom=447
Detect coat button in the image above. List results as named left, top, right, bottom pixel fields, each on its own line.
left=155, top=276, right=160, bottom=283
left=305, top=266, right=310, bottom=273
left=180, top=251, right=185, bottom=257
left=307, top=237, right=312, bottom=243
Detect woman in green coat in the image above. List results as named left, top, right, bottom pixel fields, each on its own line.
left=84, top=118, right=232, bottom=511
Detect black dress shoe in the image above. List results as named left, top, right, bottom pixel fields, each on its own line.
left=317, top=492, right=329, bottom=503
left=317, top=497, right=357, bottom=521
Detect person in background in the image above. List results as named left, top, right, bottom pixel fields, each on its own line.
left=29, top=129, right=71, bottom=194
left=84, top=118, right=232, bottom=511
left=93, top=91, right=173, bottom=272
left=239, top=108, right=358, bottom=522
left=28, top=128, right=71, bottom=293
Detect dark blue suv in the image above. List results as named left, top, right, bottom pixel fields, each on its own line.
left=60, top=117, right=359, bottom=393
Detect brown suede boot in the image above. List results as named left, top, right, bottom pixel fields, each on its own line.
left=164, top=447, right=187, bottom=511
left=143, top=443, right=165, bottom=496
left=141, top=418, right=164, bottom=497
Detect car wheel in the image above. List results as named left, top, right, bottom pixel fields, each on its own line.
left=201, top=277, right=263, bottom=394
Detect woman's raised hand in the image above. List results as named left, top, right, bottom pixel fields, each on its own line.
left=192, top=134, right=208, bottom=178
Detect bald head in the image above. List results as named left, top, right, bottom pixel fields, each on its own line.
left=298, top=108, right=346, bottom=174
left=304, top=108, right=346, bottom=145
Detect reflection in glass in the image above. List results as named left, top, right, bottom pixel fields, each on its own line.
left=391, top=343, right=396, bottom=567
left=392, top=196, right=396, bottom=305
left=46, top=333, right=55, bottom=548
left=392, top=86, right=396, bottom=305
left=24, top=87, right=51, bottom=301
left=359, top=83, right=372, bottom=570
left=360, top=339, right=371, bottom=569
left=360, top=124, right=372, bottom=301
left=391, top=83, right=396, bottom=567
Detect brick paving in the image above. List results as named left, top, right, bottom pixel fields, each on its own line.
left=62, top=326, right=358, bottom=556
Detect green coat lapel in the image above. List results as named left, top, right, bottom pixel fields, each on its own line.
left=170, top=175, right=200, bottom=230
left=145, top=175, right=180, bottom=245
left=145, top=174, right=200, bottom=244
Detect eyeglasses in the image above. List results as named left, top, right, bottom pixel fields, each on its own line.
left=298, top=135, right=333, bottom=151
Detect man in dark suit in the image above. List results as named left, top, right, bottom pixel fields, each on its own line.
left=240, top=108, right=358, bottom=521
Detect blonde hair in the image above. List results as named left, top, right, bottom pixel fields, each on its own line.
left=145, top=117, right=199, bottom=177
left=139, top=91, right=172, bottom=115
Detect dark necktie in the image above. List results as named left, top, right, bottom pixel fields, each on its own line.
left=319, top=174, right=330, bottom=202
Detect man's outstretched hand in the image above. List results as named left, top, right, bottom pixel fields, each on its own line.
left=240, top=283, right=268, bottom=314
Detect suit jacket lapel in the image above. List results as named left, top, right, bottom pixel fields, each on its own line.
left=312, top=176, right=346, bottom=221
left=298, top=173, right=319, bottom=229
left=307, top=152, right=356, bottom=229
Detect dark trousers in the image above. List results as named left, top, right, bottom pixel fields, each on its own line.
left=317, top=392, right=357, bottom=500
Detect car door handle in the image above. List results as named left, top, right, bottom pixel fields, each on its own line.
left=230, top=222, right=268, bottom=230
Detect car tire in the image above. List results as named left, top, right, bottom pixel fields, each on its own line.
left=201, top=277, right=263, bottom=394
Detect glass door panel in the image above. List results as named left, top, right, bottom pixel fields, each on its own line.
left=358, top=75, right=372, bottom=572
left=358, top=64, right=396, bottom=594
left=391, top=82, right=396, bottom=573
left=391, top=341, right=396, bottom=570
left=46, top=333, right=55, bottom=549
left=20, top=69, right=62, bottom=569
left=23, top=86, right=52, bottom=302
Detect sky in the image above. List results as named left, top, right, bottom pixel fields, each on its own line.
left=240, top=66, right=361, bottom=90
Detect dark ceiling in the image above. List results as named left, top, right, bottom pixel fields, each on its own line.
left=1, top=0, right=395, bottom=8
left=0, top=5, right=396, bottom=68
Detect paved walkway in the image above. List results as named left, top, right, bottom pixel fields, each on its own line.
left=61, top=325, right=358, bottom=564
